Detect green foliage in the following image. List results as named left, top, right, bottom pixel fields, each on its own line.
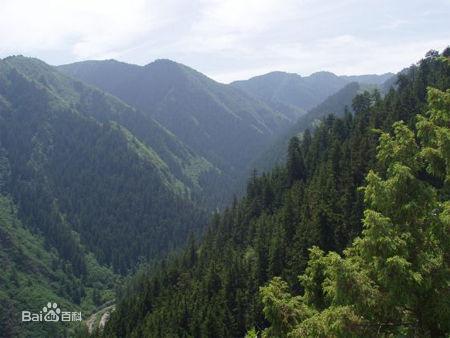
left=0, top=56, right=215, bottom=335
left=260, top=277, right=312, bottom=337
left=252, top=80, right=382, bottom=172
left=0, top=56, right=206, bottom=275
left=0, top=194, right=116, bottom=337
left=59, top=59, right=293, bottom=208
left=101, top=50, right=449, bottom=338
left=260, top=86, right=450, bottom=337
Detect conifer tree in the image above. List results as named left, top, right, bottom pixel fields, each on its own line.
left=259, top=87, right=450, bottom=337
left=287, top=137, right=305, bottom=186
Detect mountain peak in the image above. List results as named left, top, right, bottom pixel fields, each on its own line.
left=249, top=71, right=301, bottom=82
left=232, top=69, right=348, bottom=112
left=3, top=54, right=47, bottom=66
left=59, top=55, right=289, bottom=184
left=60, top=58, right=133, bottom=68
left=145, top=58, right=183, bottom=70
left=151, top=58, right=178, bottom=64
left=308, top=71, right=338, bottom=79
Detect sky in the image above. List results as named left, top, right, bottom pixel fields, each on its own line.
left=0, top=0, right=449, bottom=83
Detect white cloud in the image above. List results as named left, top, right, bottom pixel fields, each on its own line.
left=0, top=0, right=449, bottom=82
left=0, top=0, right=179, bottom=58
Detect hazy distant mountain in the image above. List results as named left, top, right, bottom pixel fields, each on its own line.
left=296, top=82, right=363, bottom=132
left=231, top=71, right=393, bottom=117
left=59, top=60, right=393, bottom=196
left=231, top=71, right=344, bottom=114
left=233, top=71, right=393, bottom=172
left=252, top=81, right=369, bottom=171
left=59, top=60, right=292, bottom=195
left=340, top=73, right=394, bottom=85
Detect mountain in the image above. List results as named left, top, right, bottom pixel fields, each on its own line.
left=11, top=57, right=231, bottom=208
left=58, top=60, right=393, bottom=198
left=231, top=70, right=393, bottom=117
left=59, top=60, right=292, bottom=197
left=0, top=55, right=211, bottom=272
left=0, top=56, right=216, bottom=335
left=252, top=73, right=398, bottom=172
left=99, top=50, right=450, bottom=338
left=253, top=81, right=364, bottom=171
left=340, top=72, right=394, bottom=84
left=231, top=71, right=344, bottom=114
left=301, top=81, right=363, bottom=126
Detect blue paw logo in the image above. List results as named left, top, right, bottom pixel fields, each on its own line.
left=22, top=301, right=82, bottom=322
left=43, top=302, right=61, bottom=322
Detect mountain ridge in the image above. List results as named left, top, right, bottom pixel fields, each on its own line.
left=99, top=49, right=450, bottom=338
left=4, top=56, right=229, bottom=205
left=0, top=55, right=207, bottom=275
left=59, top=58, right=293, bottom=200
left=231, top=69, right=393, bottom=114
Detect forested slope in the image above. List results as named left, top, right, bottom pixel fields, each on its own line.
left=4, top=56, right=225, bottom=207
left=0, top=56, right=209, bottom=274
left=253, top=81, right=364, bottom=171
left=258, top=85, right=450, bottom=337
left=0, top=194, right=117, bottom=338
left=99, top=50, right=450, bottom=338
left=59, top=59, right=292, bottom=203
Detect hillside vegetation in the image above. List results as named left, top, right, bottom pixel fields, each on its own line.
left=59, top=60, right=294, bottom=204
left=98, top=50, right=449, bottom=338
left=0, top=56, right=213, bottom=336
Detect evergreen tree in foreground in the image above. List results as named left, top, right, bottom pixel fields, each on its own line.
left=258, top=87, right=450, bottom=337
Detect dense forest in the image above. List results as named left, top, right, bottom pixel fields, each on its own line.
left=0, top=56, right=209, bottom=337
left=1, top=48, right=448, bottom=337
left=97, top=49, right=450, bottom=337
left=253, top=81, right=365, bottom=172
left=60, top=60, right=393, bottom=205
left=0, top=53, right=393, bottom=337
left=59, top=59, right=294, bottom=205
left=0, top=192, right=117, bottom=337
left=0, top=56, right=207, bottom=275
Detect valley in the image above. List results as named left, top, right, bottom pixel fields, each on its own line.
left=0, top=49, right=448, bottom=337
